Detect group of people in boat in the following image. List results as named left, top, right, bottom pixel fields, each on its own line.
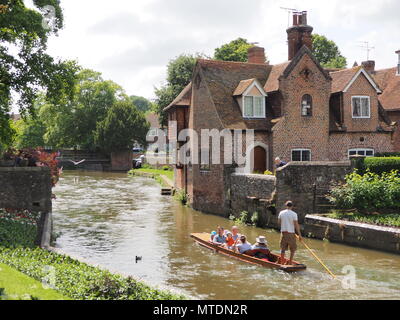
left=209, top=201, right=302, bottom=265
left=210, top=226, right=272, bottom=261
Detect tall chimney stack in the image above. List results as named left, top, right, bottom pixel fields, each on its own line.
left=287, top=11, right=313, bottom=60
left=362, top=60, right=375, bottom=74
left=248, top=46, right=266, bottom=64
left=396, top=50, right=400, bottom=75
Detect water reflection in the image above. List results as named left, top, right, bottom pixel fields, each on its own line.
left=53, top=171, right=400, bottom=300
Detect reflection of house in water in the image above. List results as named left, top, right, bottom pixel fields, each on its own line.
left=164, top=11, right=399, bottom=215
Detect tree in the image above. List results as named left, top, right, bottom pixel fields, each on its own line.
left=41, top=69, right=126, bottom=149
left=0, top=1, right=79, bottom=144
left=13, top=116, right=46, bottom=149
left=129, top=95, right=151, bottom=113
left=94, top=100, right=149, bottom=152
left=214, top=38, right=255, bottom=62
left=154, top=54, right=199, bottom=127
left=312, top=34, right=347, bottom=69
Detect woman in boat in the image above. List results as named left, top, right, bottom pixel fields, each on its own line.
left=235, top=235, right=252, bottom=254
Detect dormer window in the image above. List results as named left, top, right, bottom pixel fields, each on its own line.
left=234, top=78, right=267, bottom=119
left=244, top=96, right=265, bottom=118
left=301, top=94, right=312, bottom=116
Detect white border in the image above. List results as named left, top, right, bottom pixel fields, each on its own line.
left=351, top=96, right=371, bottom=119
left=343, top=68, right=382, bottom=94
left=348, top=148, right=375, bottom=158
left=291, top=149, right=312, bottom=162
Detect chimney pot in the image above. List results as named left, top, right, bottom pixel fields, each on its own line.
left=361, top=60, right=375, bottom=73
left=248, top=46, right=266, bottom=64
left=301, top=11, right=308, bottom=25
left=287, top=11, right=313, bottom=60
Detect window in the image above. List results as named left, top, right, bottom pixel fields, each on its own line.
left=291, top=149, right=311, bottom=162
left=243, top=96, right=265, bottom=118
left=199, top=148, right=211, bottom=171
left=348, top=149, right=374, bottom=158
left=301, top=94, right=312, bottom=117
left=352, top=96, right=370, bottom=118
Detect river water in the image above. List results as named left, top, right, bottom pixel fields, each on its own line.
left=52, top=171, right=400, bottom=300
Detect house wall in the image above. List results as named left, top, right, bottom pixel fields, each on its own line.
left=329, top=132, right=394, bottom=160
left=388, top=110, right=400, bottom=151
left=342, top=73, right=380, bottom=132
left=273, top=53, right=331, bottom=163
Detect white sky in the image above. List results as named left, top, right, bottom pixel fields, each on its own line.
left=34, top=0, right=400, bottom=101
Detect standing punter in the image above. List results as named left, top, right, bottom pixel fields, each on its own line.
left=278, top=201, right=302, bottom=265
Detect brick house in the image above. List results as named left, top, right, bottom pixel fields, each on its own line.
left=164, top=11, right=398, bottom=215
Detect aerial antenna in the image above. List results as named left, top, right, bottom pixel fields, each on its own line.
left=359, top=41, right=375, bottom=61
left=280, top=7, right=299, bottom=27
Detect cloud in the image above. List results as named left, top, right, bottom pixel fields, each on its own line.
left=44, top=0, right=400, bottom=100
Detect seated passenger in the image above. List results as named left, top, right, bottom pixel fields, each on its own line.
left=212, top=227, right=226, bottom=245
left=225, top=232, right=235, bottom=249
left=231, top=226, right=241, bottom=244
left=210, top=231, right=217, bottom=241
left=235, top=235, right=252, bottom=254
left=251, top=236, right=270, bottom=260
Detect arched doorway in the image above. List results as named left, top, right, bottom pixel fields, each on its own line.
left=252, top=146, right=267, bottom=174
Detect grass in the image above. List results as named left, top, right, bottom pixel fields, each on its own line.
left=327, top=211, right=400, bottom=228
left=0, top=263, right=68, bottom=300
left=129, top=167, right=174, bottom=187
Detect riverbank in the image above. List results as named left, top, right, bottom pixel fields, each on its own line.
left=0, top=207, right=184, bottom=300
left=128, top=167, right=174, bottom=188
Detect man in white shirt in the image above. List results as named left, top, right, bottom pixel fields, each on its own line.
left=278, top=201, right=302, bottom=265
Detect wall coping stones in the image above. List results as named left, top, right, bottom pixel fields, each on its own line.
left=231, top=173, right=277, bottom=182
left=306, top=214, right=400, bottom=234
left=0, top=167, right=50, bottom=172
left=277, top=161, right=351, bottom=171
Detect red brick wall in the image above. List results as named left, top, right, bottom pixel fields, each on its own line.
left=342, top=73, right=380, bottom=132
left=329, top=132, right=393, bottom=160
left=388, top=111, right=400, bottom=152
left=273, top=53, right=331, bottom=163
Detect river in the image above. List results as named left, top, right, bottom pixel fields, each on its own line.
left=52, top=171, right=400, bottom=300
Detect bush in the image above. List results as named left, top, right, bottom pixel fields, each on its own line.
left=329, top=170, right=400, bottom=211
left=375, top=152, right=400, bottom=158
left=364, top=157, right=400, bottom=175
left=174, top=189, right=188, bottom=206
left=264, top=170, right=274, bottom=176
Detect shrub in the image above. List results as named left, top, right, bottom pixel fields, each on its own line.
left=375, top=152, right=400, bottom=158
left=364, top=157, right=400, bottom=175
left=174, top=189, right=188, bottom=206
left=161, top=165, right=171, bottom=171
left=264, top=170, right=274, bottom=176
left=329, top=170, right=400, bottom=211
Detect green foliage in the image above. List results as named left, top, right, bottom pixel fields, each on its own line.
left=129, top=95, right=152, bottom=113
left=230, top=211, right=250, bottom=225
left=94, top=100, right=149, bottom=152
left=264, top=170, right=274, bottom=176
left=251, top=212, right=259, bottom=226
left=174, top=189, right=189, bottom=206
left=0, top=0, right=79, bottom=143
left=0, top=247, right=184, bottom=300
left=364, top=157, right=400, bottom=175
left=0, top=209, right=40, bottom=248
left=312, top=34, right=347, bottom=68
left=375, top=152, right=400, bottom=158
left=42, top=69, right=125, bottom=149
left=328, top=211, right=400, bottom=228
left=214, top=38, right=255, bottom=62
left=329, top=170, right=400, bottom=211
left=162, top=165, right=172, bottom=171
left=154, top=54, right=200, bottom=127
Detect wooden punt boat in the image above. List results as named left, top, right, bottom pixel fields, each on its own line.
left=190, top=233, right=307, bottom=273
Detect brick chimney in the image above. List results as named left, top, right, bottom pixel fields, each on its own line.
left=248, top=46, right=266, bottom=64
left=396, top=50, right=400, bottom=75
left=362, top=60, right=375, bottom=74
left=287, top=11, right=313, bottom=60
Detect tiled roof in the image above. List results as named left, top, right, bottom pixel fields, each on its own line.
left=330, top=67, right=361, bottom=93
left=164, top=82, right=192, bottom=111
left=374, top=67, right=400, bottom=111
left=233, top=78, right=256, bottom=96
left=264, top=62, right=290, bottom=93
left=197, top=59, right=273, bottom=130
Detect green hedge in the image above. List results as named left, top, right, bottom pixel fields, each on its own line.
left=329, top=170, right=400, bottom=211
left=364, top=157, right=400, bottom=175
left=375, top=152, right=400, bottom=157
left=0, top=247, right=184, bottom=300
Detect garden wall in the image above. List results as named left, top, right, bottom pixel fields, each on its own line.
left=304, top=215, right=400, bottom=254
left=0, top=167, right=53, bottom=247
left=275, top=162, right=352, bottom=223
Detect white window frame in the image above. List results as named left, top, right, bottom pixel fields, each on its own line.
left=241, top=81, right=267, bottom=119
left=291, top=149, right=312, bottom=162
left=352, top=96, right=371, bottom=119
left=348, top=148, right=375, bottom=158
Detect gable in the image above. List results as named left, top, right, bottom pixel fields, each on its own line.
left=343, top=68, right=382, bottom=94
